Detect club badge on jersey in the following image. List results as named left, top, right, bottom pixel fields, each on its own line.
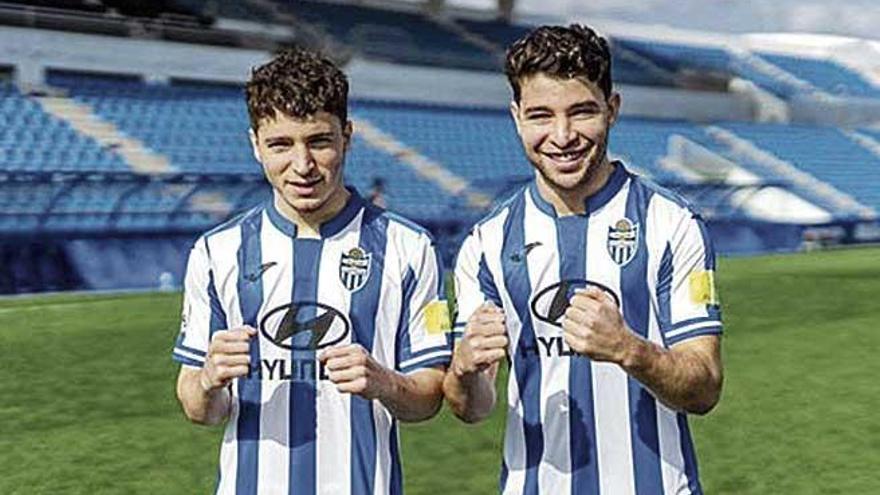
left=339, top=247, right=372, bottom=291
left=607, top=217, right=639, bottom=266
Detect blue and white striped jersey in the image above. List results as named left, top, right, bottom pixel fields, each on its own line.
left=454, top=164, right=722, bottom=495
left=173, top=189, right=451, bottom=495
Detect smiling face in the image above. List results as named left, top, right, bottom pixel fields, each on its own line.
left=511, top=73, right=620, bottom=196
left=250, top=110, right=352, bottom=220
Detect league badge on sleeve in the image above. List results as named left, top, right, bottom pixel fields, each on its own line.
left=607, top=218, right=639, bottom=266
left=340, top=247, right=372, bottom=292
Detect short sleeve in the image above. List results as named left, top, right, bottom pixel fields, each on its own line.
left=172, top=238, right=227, bottom=367
left=452, top=227, right=501, bottom=338
left=657, top=213, right=723, bottom=347
left=395, top=233, right=452, bottom=374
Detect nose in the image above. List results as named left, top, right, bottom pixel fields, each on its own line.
left=290, top=144, right=315, bottom=176
left=550, top=117, right=576, bottom=149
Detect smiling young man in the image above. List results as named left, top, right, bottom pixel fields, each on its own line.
left=172, top=48, right=451, bottom=494
left=443, top=25, right=724, bottom=494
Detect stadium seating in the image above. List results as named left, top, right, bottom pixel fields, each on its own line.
left=758, top=53, right=880, bottom=98
left=0, top=82, right=130, bottom=173
left=615, top=39, right=734, bottom=75
left=44, top=72, right=458, bottom=225
left=719, top=122, right=880, bottom=212
left=6, top=69, right=880, bottom=250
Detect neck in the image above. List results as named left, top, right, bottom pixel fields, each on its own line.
left=536, top=158, right=615, bottom=216
left=274, top=187, right=351, bottom=238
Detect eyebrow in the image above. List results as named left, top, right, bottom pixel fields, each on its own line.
left=263, top=136, right=293, bottom=145
left=569, top=101, right=601, bottom=112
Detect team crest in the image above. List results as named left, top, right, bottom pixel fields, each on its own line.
left=607, top=218, right=639, bottom=266
left=339, top=247, right=372, bottom=292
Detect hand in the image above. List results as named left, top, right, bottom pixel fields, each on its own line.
left=201, top=326, right=256, bottom=392
left=561, top=287, right=634, bottom=363
left=451, top=302, right=508, bottom=377
left=319, top=344, right=394, bottom=400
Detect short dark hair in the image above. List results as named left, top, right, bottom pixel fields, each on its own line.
left=504, top=24, right=613, bottom=102
left=245, top=47, right=349, bottom=132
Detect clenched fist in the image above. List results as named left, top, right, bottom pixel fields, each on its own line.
left=451, top=302, right=508, bottom=377
left=320, top=344, right=394, bottom=400
left=561, top=287, right=634, bottom=363
left=201, top=326, right=257, bottom=392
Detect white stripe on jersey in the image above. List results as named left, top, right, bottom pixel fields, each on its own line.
left=315, top=212, right=360, bottom=495
left=521, top=192, right=572, bottom=495
left=256, top=210, right=293, bottom=492
left=587, top=180, right=635, bottom=495
left=209, top=223, right=244, bottom=495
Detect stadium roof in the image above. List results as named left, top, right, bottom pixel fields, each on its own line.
left=399, top=0, right=880, bottom=41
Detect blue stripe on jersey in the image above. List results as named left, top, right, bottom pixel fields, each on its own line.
left=695, top=215, right=723, bottom=323
left=558, top=215, right=601, bottom=495
left=677, top=413, right=703, bottom=494
left=656, top=244, right=674, bottom=348
left=395, top=267, right=417, bottom=369
left=389, top=422, right=403, bottom=495
left=501, top=195, right=542, bottom=495
left=478, top=253, right=502, bottom=306
left=208, top=265, right=227, bottom=340
left=623, top=181, right=664, bottom=494
left=290, top=238, right=322, bottom=495
left=348, top=207, right=388, bottom=495
left=235, top=212, right=264, bottom=495
left=694, top=215, right=715, bottom=271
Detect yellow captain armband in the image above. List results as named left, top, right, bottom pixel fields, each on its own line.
left=688, top=270, right=718, bottom=305
left=424, top=300, right=452, bottom=335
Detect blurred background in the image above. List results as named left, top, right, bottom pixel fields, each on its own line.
left=0, top=1, right=878, bottom=494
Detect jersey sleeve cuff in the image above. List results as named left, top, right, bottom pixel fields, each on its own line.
left=397, top=345, right=452, bottom=374
left=172, top=345, right=206, bottom=367
left=663, top=317, right=723, bottom=346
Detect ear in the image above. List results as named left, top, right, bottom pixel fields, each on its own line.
left=606, top=92, right=622, bottom=127
left=343, top=120, right=353, bottom=152
left=509, top=101, right=522, bottom=135
left=248, top=127, right=262, bottom=163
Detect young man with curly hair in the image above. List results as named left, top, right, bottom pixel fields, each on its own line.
left=444, top=25, right=724, bottom=494
left=173, top=47, right=450, bottom=494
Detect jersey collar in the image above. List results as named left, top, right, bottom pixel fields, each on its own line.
left=528, top=161, right=629, bottom=217
left=266, top=186, right=365, bottom=239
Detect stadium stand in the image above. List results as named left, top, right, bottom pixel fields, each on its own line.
left=279, top=0, right=496, bottom=70
left=758, top=53, right=880, bottom=99
left=44, top=71, right=460, bottom=223
left=3, top=2, right=880, bottom=293
left=0, top=81, right=129, bottom=173
left=718, top=122, right=880, bottom=212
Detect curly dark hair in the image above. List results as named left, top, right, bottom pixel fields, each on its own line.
left=505, top=24, right=612, bottom=102
left=245, top=47, right=349, bottom=132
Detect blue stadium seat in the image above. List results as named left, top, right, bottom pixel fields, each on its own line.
left=720, top=122, right=880, bottom=212
left=758, top=53, right=880, bottom=98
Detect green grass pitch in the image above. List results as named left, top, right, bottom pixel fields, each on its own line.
left=1, top=247, right=877, bottom=494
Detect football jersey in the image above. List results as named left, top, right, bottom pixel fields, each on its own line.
left=173, top=189, right=451, bottom=495
left=454, top=163, right=722, bottom=495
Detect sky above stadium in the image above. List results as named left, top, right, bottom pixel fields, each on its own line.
left=424, top=0, right=880, bottom=40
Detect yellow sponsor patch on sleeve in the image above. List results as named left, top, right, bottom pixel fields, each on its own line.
left=425, top=300, right=452, bottom=335
left=689, top=270, right=718, bottom=305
